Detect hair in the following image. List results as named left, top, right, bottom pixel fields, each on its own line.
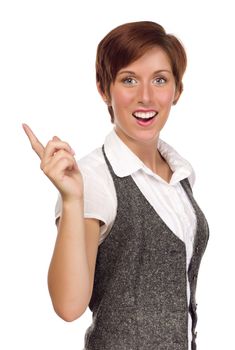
left=96, top=21, right=187, bottom=123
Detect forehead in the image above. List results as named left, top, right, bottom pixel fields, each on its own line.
left=118, top=46, right=172, bottom=73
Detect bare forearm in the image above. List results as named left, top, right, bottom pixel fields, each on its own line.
left=48, top=199, right=90, bottom=321
left=22, top=125, right=90, bottom=320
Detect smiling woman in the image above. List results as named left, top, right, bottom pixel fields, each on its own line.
left=96, top=21, right=186, bottom=124
left=106, top=47, right=179, bottom=152
left=23, top=21, right=209, bottom=350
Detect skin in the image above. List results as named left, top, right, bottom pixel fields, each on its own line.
left=99, top=46, right=181, bottom=182
left=22, top=124, right=83, bottom=202
left=22, top=124, right=100, bottom=321
left=22, top=46, right=182, bottom=320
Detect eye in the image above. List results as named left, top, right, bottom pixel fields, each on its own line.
left=153, top=77, right=167, bottom=85
left=122, top=77, right=138, bottom=85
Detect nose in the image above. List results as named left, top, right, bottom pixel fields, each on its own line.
left=137, top=82, right=154, bottom=105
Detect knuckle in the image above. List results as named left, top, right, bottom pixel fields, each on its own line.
left=60, top=156, right=70, bottom=165
left=60, top=141, right=71, bottom=151
left=45, top=140, right=54, bottom=149
left=47, top=140, right=54, bottom=147
left=57, top=149, right=67, bottom=156
left=59, top=157, right=73, bottom=169
left=56, top=149, right=72, bottom=158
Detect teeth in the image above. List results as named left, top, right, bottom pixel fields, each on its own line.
left=133, top=111, right=157, bottom=119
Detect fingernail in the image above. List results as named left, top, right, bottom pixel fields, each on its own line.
left=70, top=148, right=76, bottom=155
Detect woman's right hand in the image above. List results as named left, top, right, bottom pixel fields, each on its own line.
left=22, top=123, right=84, bottom=202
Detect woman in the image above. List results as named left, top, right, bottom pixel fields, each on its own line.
left=23, top=21, right=209, bottom=350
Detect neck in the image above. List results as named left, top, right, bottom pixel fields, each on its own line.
left=114, top=128, right=165, bottom=173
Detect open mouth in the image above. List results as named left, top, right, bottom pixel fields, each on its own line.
left=132, top=111, right=158, bottom=122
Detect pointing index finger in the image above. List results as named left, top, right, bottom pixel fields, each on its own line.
left=22, top=123, right=45, bottom=159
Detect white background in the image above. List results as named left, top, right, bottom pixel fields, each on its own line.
left=0, top=0, right=234, bottom=349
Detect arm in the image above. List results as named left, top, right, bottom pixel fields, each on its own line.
left=22, top=124, right=100, bottom=321
left=48, top=207, right=100, bottom=321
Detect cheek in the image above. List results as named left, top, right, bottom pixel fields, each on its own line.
left=112, top=90, right=135, bottom=109
left=156, top=88, right=176, bottom=107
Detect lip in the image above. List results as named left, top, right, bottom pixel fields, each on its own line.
left=135, top=116, right=156, bottom=127
left=132, top=109, right=158, bottom=127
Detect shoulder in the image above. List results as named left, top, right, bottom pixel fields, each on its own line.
left=77, top=146, right=105, bottom=169
left=77, top=147, right=112, bottom=186
left=77, top=147, right=117, bottom=242
left=76, top=147, right=116, bottom=203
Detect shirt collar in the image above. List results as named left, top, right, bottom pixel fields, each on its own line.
left=104, top=128, right=194, bottom=185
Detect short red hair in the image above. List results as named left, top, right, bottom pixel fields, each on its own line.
left=96, top=21, right=187, bottom=122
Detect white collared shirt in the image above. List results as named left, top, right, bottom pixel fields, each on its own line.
left=55, top=128, right=197, bottom=349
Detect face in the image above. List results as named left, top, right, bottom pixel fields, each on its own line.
left=104, top=46, right=180, bottom=149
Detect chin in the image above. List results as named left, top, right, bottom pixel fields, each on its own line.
left=134, top=130, right=160, bottom=143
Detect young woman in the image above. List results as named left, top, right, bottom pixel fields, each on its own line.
left=23, top=21, right=209, bottom=350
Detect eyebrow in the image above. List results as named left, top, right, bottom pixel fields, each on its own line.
left=117, top=69, right=172, bottom=76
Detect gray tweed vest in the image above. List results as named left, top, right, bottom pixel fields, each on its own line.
left=84, top=146, right=209, bottom=350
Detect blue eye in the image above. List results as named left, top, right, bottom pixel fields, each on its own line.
left=122, top=77, right=137, bottom=85
left=154, top=77, right=167, bottom=85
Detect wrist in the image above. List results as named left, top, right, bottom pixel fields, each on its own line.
left=61, top=197, right=84, bottom=211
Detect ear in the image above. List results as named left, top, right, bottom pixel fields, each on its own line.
left=96, top=82, right=110, bottom=104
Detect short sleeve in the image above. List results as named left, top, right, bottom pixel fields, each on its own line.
left=81, top=159, right=116, bottom=226
left=54, top=148, right=117, bottom=244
